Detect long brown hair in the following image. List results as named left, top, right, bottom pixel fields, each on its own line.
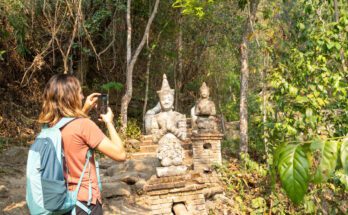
left=38, top=74, right=87, bottom=126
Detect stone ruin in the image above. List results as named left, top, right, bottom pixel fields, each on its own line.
left=100, top=75, right=224, bottom=215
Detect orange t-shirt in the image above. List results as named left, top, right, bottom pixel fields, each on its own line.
left=61, top=118, right=106, bottom=204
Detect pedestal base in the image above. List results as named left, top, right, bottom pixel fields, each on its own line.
left=156, top=165, right=187, bottom=177
left=196, top=117, right=218, bottom=133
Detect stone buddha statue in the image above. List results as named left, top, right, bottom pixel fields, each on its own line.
left=191, top=82, right=218, bottom=133
left=148, top=74, right=187, bottom=170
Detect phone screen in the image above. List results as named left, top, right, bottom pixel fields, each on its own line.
left=98, top=94, right=108, bottom=114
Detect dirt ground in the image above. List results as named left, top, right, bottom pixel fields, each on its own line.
left=0, top=146, right=28, bottom=215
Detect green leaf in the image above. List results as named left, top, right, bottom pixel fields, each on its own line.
left=277, top=144, right=309, bottom=204
left=295, top=96, right=308, bottom=104
left=0, top=50, right=5, bottom=61
left=298, top=23, right=305, bottom=30
left=305, top=108, right=313, bottom=118
left=334, top=42, right=341, bottom=50
left=335, top=170, right=348, bottom=191
left=289, top=85, right=298, bottom=97
left=326, top=42, right=334, bottom=50
left=101, top=82, right=123, bottom=91
left=251, top=197, right=266, bottom=209
left=312, top=140, right=338, bottom=183
left=341, top=138, right=348, bottom=174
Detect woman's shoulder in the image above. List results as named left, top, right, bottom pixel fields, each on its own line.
left=74, top=117, right=94, bottom=123
left=65, top=117, right=96, bottom=128
left=74, top=117, right=98, bottom=126
left=64, top=117, right=103, bottom=136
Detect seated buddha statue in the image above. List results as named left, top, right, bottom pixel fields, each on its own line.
left=191, top=82, right=218, bottom=133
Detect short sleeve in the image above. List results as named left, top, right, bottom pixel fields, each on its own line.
left=80, top=118, right=106, bottom=148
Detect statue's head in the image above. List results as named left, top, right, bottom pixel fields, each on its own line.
left=157, top=74, right=174, bottom=111
left=199, top=82, right=210, bottom=99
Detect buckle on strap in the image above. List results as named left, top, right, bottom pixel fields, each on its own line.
left=76, top=201, right=92, bottom=214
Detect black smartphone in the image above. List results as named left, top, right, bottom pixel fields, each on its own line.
left=98, top=94, right=108, bottom=114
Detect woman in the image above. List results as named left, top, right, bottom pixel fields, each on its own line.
left=38, top=74, right=126, bottom=214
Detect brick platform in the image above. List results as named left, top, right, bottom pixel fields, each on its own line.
left=143, top=173, right=210, bottom=215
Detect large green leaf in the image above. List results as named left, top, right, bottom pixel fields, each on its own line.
left=341, top=138, right=348, bottom=175
left=312, top=140, right=338, bottom=183
left=277, top=144, right=309, bottom=204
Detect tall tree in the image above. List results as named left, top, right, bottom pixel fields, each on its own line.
left=120, top=0, right=160, bottom=130
left=175, top=12, right=183, bottom=111
left=333, top=0, right=347, bottom=73
left=239, top=0, right=259, bottom=154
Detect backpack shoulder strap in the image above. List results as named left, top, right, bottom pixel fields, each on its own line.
left=53, top=117, right=76, bottom=129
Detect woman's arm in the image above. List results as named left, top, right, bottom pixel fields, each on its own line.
left=96, top=108, right=126, bottom=161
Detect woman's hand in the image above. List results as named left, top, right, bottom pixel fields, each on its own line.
left=100, top=107, right=114, bottom=124
left=82, top=93, right=100, bottom=114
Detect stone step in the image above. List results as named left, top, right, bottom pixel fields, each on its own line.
left=139, top=144, right=192, bottom=153
left=139, top=145, right=158, bottom=153
left=131, top=150, right=193, bottom=160
left=130, top=152, right=157, bottom=159
left=140, top=133, right=193, bottom=145
left=141, top=135, right=153, bottom=141
left=139, top=140, right=154, bottom=146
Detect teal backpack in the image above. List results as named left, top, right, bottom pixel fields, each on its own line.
left=26, top=118, right=102, bottom=215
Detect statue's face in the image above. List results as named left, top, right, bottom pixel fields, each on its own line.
left=159, top=94, right=174, bottom=111
left=200, top=88, right=209, bottom=98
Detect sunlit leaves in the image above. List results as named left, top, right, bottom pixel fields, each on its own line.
left=172, top=0, right=214, bottom=18
left=267, top=0, right=348, bottom=147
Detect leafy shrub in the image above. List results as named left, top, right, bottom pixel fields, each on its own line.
left=116, top=117, right=141, bottom=140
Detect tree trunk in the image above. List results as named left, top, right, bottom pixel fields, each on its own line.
left=333, top=0, right=347, bottom=72
left=76, top=49, right=89, bottom=86
left=262, top=52, right=269, bottom=163
left=143, top=35, right=152, bottom=131
left=214, top=74, right=226, bottom=134
left=239, top=38, right=249, bottom=154
left=126, top=0, right=132, bottom=67
left=239, top=0, right=259, bottom=154
left=120, top=0, right=160, bottom=130
left=175, top=13, right=183, bottom=111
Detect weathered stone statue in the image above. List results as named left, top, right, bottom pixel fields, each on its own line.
left=144, top=102, right=161, bottom=134
left=191, top=82, right=218, bottom=133
left=148, top=74, right=187, bottom=177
